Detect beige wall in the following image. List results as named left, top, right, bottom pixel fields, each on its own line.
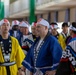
left=9, top=7, right=76, bottom=23
left=50, top=12, right=55, bottom=22
left=70, top=7, right=76, bottom=22
left=37, top=14, right=41, bottom=20
left=43, top=13, right=48, bottom=20
left=36, top=10, right=66, bottom=23
left=58, top=10, right=65, bottom=22
left=37, top=14, right=43, bottom=20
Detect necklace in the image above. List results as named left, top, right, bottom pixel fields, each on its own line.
left=0, top=36, right=12, bottom=62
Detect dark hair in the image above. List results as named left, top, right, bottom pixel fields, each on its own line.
left=50, top=22, right=58, bottom=25
left=71, top=22, right=76, bottom=34
left=62, top=22, right=68, bottom=27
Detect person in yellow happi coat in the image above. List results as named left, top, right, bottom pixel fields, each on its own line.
left=50, top=22, right=66, bottom=50
left=0, top=19, right=25, bottom=75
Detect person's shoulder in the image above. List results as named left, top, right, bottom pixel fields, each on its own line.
left=18, top=30, right=22, bottom=34
left=49, top=35, right=57, bottom=41
left=10, top=36, right=18, bottom=42
left=59, top=33, right=63, bottom=36
left=69, top=37, right=76, bottom=43
left=58, top=33, right=64, bottom=39
left=68, top=38, right=76, bottom=51
left=48, top=35, right=61, bottom=46
left=9, top=29, right=13, bottom=33
left=28, top=33, right=32, bottom=37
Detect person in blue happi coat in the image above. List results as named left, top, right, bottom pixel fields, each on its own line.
left=20, top=19, right=62, bottom=75
left=9, top=20, right=23, bottom=46
left=55, top=22, right=76, bottom=75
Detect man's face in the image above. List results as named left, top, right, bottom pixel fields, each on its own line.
left=20, top=27, right=29, bottom=35
left=51, top=28, right=57, bottom=35
left=1, top=23, right=10, bottom=34
left=36, top=24, right=46, bottom=37
left=62, top=26, right=68, bottom=33
left=31, top=26, right=36, bottom=35
left=12, top=25, right=19, bottom=30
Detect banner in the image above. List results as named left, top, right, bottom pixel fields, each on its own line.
left=29, top=0, right=36, bottom=24
left=0, top=1, right=4, bottom=20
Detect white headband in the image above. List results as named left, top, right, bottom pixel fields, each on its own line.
left=19, top=21, right=29, bottom=28
left=37, top=19, right=49, bottom=28
left=0, top=19, right=10, bottom=26
left=50, top=24, right=59, bottom=29
left=12, top=20, right=20, bottom=27
left=69, top=25, right=76, bottom=31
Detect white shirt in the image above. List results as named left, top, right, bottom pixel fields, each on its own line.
left=36, top=39, right=43, bottom=51
left=13, top=31, right=17, bottom=37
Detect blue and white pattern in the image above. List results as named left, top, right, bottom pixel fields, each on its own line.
left=22, top=34, right=62, bottom=74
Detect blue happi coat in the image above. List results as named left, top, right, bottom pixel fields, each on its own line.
left=55, top=37, right=76, bottom=75
left=22, top=33, right=62, bottom=74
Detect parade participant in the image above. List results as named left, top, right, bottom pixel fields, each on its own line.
left=61, top=22, right=69, bottom=39
left=31, top=22, right=38, bottom=41
left=9, top=20, right=23, bottom=46
left=19, top=21, right=33, bottom=55
left=19, top=21, right=38, bottom=75
left=55, top=22, right=76, bottom=75
left=0, top=19, right=25, bottom=75
left=65, top=35, right=72, bottom=45
left=50, top=22, right=66, bottom=50
left=19, top=21, right=30, bottom=36
left=22, top=18, right=62, bottom=75
left=61, top=22, right=70, bottom=45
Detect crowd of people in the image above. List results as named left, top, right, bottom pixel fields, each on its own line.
left=0, top=18, right=76, bottom=75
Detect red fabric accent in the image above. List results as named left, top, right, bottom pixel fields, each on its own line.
left=70, top=64, right=75, bottom=73
left=34, top=23, right=36, bottom=26
left=4, top=19, right=8, bottom=23
left=22, top=46, right=29, bottom=49
left=72, top=34, right=76, bottom=38
left=60, top=58, right=69, bottom=62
